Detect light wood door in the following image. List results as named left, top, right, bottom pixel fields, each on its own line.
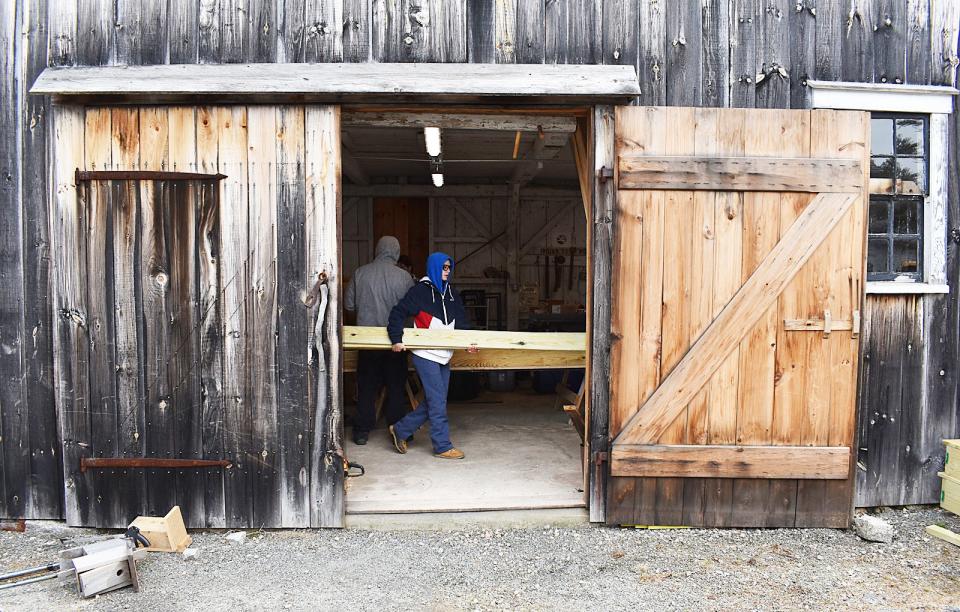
left=606, top=107, right=868, bottom=528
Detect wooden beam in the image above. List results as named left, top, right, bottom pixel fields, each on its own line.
left=31, top=63, right=642, bottom=103
left=344, top=325, right=586, bottom=352
left=618, top=156, right=864, bottom=192
left=343, top=111, right=578, bottom=133
left=342, top=348, right=585, bottom=372
left=613, top=192, right=858, bottom=446
left=510, top=131, right=570, bottom=185
left=610, top=445, right=851, bottom=479
left=926, top=525, right=960, bottom=547
left=343, top=184, right=582, bottom=198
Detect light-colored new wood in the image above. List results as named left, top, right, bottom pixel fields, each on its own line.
left=611, top=445, right=851, bottom=479
left=343, top=325, right=586, bottom=352
left=342, top=348, right=585, bottom=372
left=783, top=318, right=855, bottom=331
left=343, top=111, right=577, bottom=133
left=31, top=62, right=641, bottom=101
left=128, top=506, right=192, bottom=553
left=618, top=156, right=862, bottom=192
left=614, top=192, right=857, bottom=446
left=940, top=471, right=960, bottom=516
left=926, top=525, right=960, bottom=548
left=945, top=440, right=960, bottom=480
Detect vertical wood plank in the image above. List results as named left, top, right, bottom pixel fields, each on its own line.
left=637, top=0, right=666, bottom=105
left=701, top=0, right=730, bottom=108
left=343, top=0, right=371, bottom=63
left=906, top=0, right=932, bottom=83
left=47, top=0, right=78, bottom=67
left=814, top=0, right=843, bottom=80
left=545, top=0, right=601, bottom=64
left=168, top=0, right=199, bottom=64
left=0, top=0, right=26, bottom=519
left=51, top=105, right=89, bottom=525
left=211, top=106, right=252, bottom=527
left=247, top=106, right=280, bottom=528
left=468, top=0, right=496, bottom=63
left=305, top=106, right=342, bottom=528
left=276, top=106, right=310, bottom=527
left=602, top=0, right=638, bottom=69
left=76, top=0, right=113, bottom=66
left=115, top=0, right=167, bottom=66
left=83, top=109, right=116, bottom=527
left=278, top=0, right=306, bottom=63
left=515, top=0, right=544, bottom=63
left=842, top=0, right=876, bottom=83
left=874, top=0, right=908, bottom=83
left=22, top=0, right=62, bottom=519
left=755, top=0, right=790, bottom=109
left=110, top=179, right=145, bottom=525
left=246, top=0, right=278, bottom=62
left=198, top=0, right=223, bottom=63
left=305, top=0, right=344, bottom=62
left=664, top=0, right=701, bottom=106
left=703, top=109, right=745, bottom=526
left=494, top=0, right=518, bottom=64
left=729, top=0, right=757, bottom=108
left=930, top=0, right=960, bottom=86
left=789, top=1, right=815, bottom=109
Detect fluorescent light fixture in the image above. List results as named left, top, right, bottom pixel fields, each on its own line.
left=432, top=173, right=444, bottom=187
left=424, top=127, right=442, bottom=157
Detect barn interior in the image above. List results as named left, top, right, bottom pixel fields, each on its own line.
left=340, top=111, right=589, bottom=515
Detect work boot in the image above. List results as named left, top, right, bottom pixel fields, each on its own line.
left=434, top=448, right=465, bottom=460
left=353, top=431, right=368, bottom=446
left=388, top=425, right=407, bottom=454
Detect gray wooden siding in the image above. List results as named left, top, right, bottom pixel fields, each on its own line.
left=1, top=0, right=958, bottom=520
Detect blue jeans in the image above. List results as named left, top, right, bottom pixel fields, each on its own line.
left=391, top=355, right=453, bottom=454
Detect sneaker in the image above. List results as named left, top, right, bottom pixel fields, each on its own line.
left=353, top=432, right=368, bottom=446
left=388, top=425, right=407, bottom=454
left=434, top=448, right=465, bottom=460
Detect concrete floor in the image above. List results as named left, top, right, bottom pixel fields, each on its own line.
left=345, top=389, right=585, bottom=514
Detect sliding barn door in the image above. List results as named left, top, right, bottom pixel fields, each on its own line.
left=606, top=107, right=868, bottom=528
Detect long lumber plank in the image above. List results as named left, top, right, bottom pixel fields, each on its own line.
left=342, top=349, right=585, bottom=372
left=614, top=191, right=858, bottom=446
left=618, top=156, right=862, bottom=192
left=611, top=445, right=850, bottom=479
left=343, top=326, right=586, bottom=352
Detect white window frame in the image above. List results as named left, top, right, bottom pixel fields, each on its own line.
left=807, top=80, right=957, bottom=295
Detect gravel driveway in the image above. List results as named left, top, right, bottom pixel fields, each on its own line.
left=1, top=507, right=958, bottom=611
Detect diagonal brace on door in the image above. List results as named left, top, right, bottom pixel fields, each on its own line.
left=612, top=191, right=858, bottom=446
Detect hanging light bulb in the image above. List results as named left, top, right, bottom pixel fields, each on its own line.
left=432, top=173, right=444, bottom=187
left=424, top=127, right=442, bottom=157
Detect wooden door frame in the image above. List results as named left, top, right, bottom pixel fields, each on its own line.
left=341, top=103, right=600, bottom=517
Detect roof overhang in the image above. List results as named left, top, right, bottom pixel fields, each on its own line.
left=31, top=62, right=641, bottom=106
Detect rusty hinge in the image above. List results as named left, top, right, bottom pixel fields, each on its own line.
left=593, top=451, right=609, bottom=466
left=598, top=166, right=614, bottom=183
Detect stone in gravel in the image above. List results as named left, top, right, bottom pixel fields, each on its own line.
left=182, top=548, right=199, bottom=560
left=852, top=515, right=894, bottom=543
left=225, top=531, right=247, bottom=544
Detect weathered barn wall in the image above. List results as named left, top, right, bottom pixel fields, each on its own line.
left=1, top=1, right=959, bottom=520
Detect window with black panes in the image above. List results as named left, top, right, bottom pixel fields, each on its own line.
left=867, top=114, right=927, bottom=280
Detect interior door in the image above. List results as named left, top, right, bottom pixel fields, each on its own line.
left=605, top=107, right=868, bottom=528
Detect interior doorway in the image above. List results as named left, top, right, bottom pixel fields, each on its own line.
left=340, top=107, right=591, bottom=514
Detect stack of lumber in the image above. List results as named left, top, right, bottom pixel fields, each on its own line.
left=927, top=440, right=960, bottom=547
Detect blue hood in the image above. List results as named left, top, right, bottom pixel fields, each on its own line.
left=426, top=252, right=453, bottom=294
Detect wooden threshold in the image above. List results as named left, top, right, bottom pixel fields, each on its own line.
left=610, top=445, right=851, bottom=479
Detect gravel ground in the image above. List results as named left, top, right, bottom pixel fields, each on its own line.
left=1, top=507, right=958, bottom=611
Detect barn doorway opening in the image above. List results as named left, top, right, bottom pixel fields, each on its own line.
left=340, top=108, right=591, bottom=515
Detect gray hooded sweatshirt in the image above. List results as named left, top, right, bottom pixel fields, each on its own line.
left=345, top=236, right=415, bottom=327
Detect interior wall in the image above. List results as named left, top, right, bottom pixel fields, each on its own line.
left=342, top=189, right=587, bottom=327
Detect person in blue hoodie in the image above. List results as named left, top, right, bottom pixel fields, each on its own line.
left=386, top=252, right=477, bottom=459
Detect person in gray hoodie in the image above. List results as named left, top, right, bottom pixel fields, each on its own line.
left=345, top=236, right=415, bottom=445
